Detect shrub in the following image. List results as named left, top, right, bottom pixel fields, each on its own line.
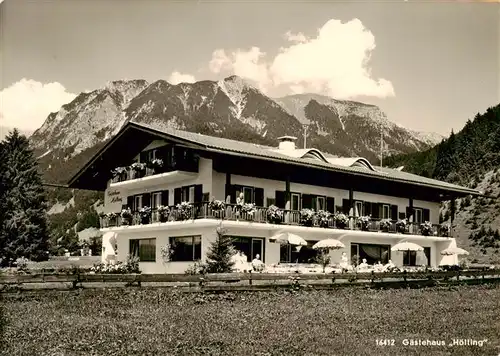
left=205, top=224, right=236, bottom=273
left=185, top=261, right=207, bottom=275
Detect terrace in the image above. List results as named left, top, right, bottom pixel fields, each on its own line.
left=99, top=201, right=450, bottom=238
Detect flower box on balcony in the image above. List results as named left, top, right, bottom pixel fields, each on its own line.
left=299, top=209, right=315, bottom=227
left=379, top=218, right=392, bottom=232
left=111, top=167, right=128, bottom=182
left=316, top=210, right=331, bottom=228
left=120, top=208, right=133, bottom=225
left=131, top=162, right=147, bottom=178
left=241, top=203, right=256, bottom=221
left=147, top=158, right=164, bottom=172
left=334, top=213, right=349, bottom=229
left=439, top=223, right=450, bottom=237
left=157, top=205, right=170, bottom=222
left=357, top=215, right=371, bottom=231
left=420, top=221, right=433, bottom=236
left=266, top=205, right=283, bottom=224
left=396, top=219, right=408, bottom=234
left=176, top=202, right=193, bottom=221
left=139, top=206, right=151, bottom=224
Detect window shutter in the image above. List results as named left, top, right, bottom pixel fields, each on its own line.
left=174, top=188, right=182, bottom=205
left=230, top=185, right=241, bottom=203
left=363, top=202, right=371, bottom=216
left=254, top=187, right=264, bottom=207
left=391, top=205, right=398, bottom=220
left=423, top=208, right=430, bottom=222
left=371, top=203, right=380, bottom=219
left=139, top=151, right=149, bottom=163
left=275, top=191, right=285, bottom=208
left=194, top=184, right=203, bottom=203
left=326, top=197, right=335, bottom=213
left=127, top=196, right=134, bottom=210
left=342, top=199, right=350, bottom=214
left=142, top=193, right=151, bottom=208
left=302, top=194, right=313, bottom=209
left=406, top=207, right=413, bottom=219
left=161, top=190, right=169, bottom=206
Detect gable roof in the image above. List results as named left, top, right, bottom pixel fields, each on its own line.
left=68, top=121, right=481, bottom=197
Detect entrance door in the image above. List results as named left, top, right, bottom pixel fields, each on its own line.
left=252, top=238, right=264, bottom=261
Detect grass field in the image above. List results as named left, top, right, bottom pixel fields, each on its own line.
left=1, top=285, right=499, bottom=356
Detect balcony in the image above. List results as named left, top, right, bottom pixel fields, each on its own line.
left=100, top=202, right=450, bottom=238
left=109, top=157, right=198, bottom=188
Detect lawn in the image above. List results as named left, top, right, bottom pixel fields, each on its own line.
left=1, top=285, right=499, bottom=356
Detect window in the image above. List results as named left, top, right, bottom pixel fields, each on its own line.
left=129, top=238, right=156, bottom=262
left=181, top=186, right=195, bottom=203
left=152, top=192, right=162, bottom=208
left=355, top=201, right=364, bottom=216
left=169, top=236, right=201, bottom=261
left=280, top=241, right=318, bottom=263
left=230, top=237, right=264, bottom=262
left=403, top=250, right=417, bottom=266
left=134, top=196, right=143, bottom=211
left=351, top=243, right=390, bottom=265
left=243, top=187, right=253, bottom=204
left=266, top=198, right=276, bottom=207
left=317, top=197, right=325, bottom=211
left=414, top=208, right=423, bottom=223
left=382, top=205, right=390, bottom=219
left=291, top=193, right=300, bottom=211
left=202, top=193, right=210, bottom=202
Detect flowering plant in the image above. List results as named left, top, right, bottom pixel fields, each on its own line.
left=131, top=162, right=146, bottom=172
left=379, top=218, right=392, bottom=231
left=120, top=208, right=133, bottom=225
left=139, top=206, right=151, bottom=217
left=266, top=205, right=283, bottom=224
left=157, top=205, right=170, bottom=222
left=111, top=166, right=127, bottom=177
left=316, top=210, right=331, bottom=228
left=420, top=221, right=433, bottom=236
left=208, top=198, right=225, bottom=212
left=90, top=255, right=140, bottom=274
left=160, top=244, right=174, bottom=264
left=241, top=203, right=256, bottom=215
left=357, top=215, right=371, bottom=231
left=396, top=218, right=408, bottom=233
left=149, top=158, right=164, bottom=169
left=334, top=213, right=349, bottom=228
left=299, top=208, right=315, bottom=227
left=176, top=201, right=193, bottom=220
left=439, top=223, right=450, bottom=237
left=106, top=212, right=120, bottom=220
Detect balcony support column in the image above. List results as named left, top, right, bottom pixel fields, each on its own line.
left=225, top=173, right=231, bottom=203
left=349, top=188, right=354, bottom=228
left=284, top=176, right=291, bottom=223
left=408, top=198, right=414, bottom=233
left=450, top=195, right=456, bottom=238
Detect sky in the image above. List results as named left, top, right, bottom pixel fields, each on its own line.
left=0, top=0, right=499, bottom=137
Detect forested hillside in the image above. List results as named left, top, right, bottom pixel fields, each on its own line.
left=385, top=104, right=500, bottom=263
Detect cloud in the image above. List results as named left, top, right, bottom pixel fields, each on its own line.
left=207, top=18, right=395, bottom=99
left=0, top=79, right=77, bottom=132
left=168, top=71, right=196, bottom=85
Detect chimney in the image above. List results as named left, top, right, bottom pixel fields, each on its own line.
left=277, top=136, right=297, bottom=151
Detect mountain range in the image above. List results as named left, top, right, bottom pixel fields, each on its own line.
left=29, top=75, right=442, bottom=184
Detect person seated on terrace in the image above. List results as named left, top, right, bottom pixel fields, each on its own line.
left=340, top=252, right=349, bottom=271
left=357, top=258, right=369, bottom=270
left=251, top=254, right=264, bottom=272
left=384, top=260, right=396, bottom=271
left=374, top=261, right=384, bottom=272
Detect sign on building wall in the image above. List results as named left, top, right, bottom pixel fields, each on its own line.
left=105, top=189, right=124, bottom=212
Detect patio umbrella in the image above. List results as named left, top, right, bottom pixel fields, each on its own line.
left=391, top=242, right=423, bottom=252
left=440, top=247, right=469, bottom=256
left=312, top=239, right=345, bottom=250
left=269, top=232, right=307, bottom=246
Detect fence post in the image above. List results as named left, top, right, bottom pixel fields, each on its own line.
left=249, top=272, right=253, bottom=286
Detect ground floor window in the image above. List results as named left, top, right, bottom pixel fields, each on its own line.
left=280, top=241, right=318, bottom=263
left=129, top=238, right=156, bottom=262
left=169, top=236, right=201, bottom=261
left=230, top=236, right=264, bottom=262
left=403, top=250, right=417, bottom=266
left=351, top=243, right=390, bottom=265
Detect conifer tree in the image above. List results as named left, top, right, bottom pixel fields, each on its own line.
left=0, top=129, right=49, bottom=266
left=205, top=223, right=235, bottom=273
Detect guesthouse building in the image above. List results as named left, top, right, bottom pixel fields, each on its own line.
left=67, top=122, right=481, bottom=273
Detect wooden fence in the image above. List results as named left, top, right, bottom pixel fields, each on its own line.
left=1, top=269, right=500, bottom=291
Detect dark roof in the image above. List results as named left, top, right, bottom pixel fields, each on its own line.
left=68, top=121, right=481, bottom=196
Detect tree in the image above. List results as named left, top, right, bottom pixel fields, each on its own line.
left=205, top=223, right=236, bottom=273
left=0, top=129, right=50, bottom=266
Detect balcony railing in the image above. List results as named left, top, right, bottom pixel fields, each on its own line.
left=111, top=159, right=198, bottom=183
left=100, top=202, right=450, bottom=238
